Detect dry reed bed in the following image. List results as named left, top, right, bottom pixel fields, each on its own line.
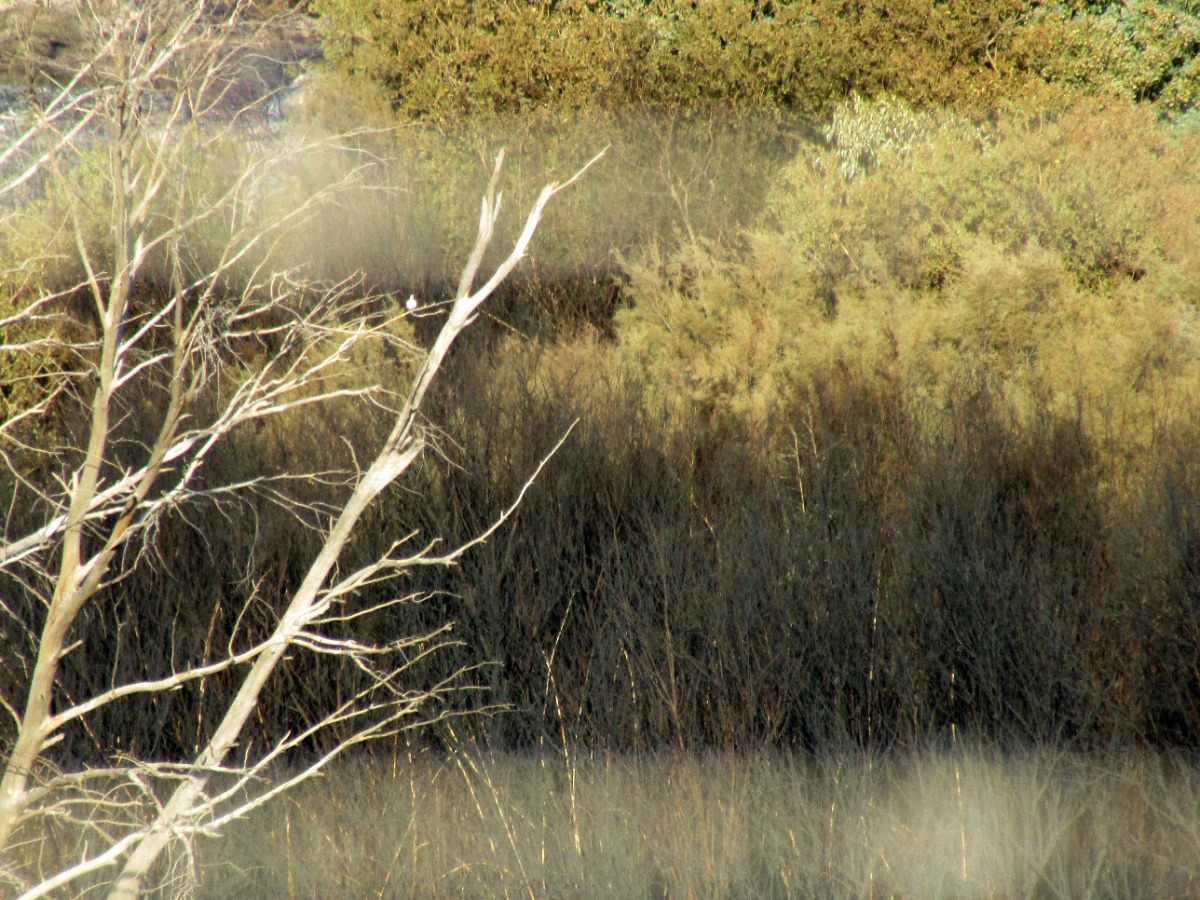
left=199, top=748, right=1200, bottom=899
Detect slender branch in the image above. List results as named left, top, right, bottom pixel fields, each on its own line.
left=108, top=148, right=602, bottom=898
left=0, top=2, right=604, bottom=887
left=16, top=831, right=147, bottom=900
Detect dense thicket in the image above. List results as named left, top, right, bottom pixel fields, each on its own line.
left=312, top=0, right=1200, bottom=121
left=8, top=333, right=1200, bottom=759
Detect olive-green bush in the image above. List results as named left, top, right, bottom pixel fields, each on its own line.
left=1012, top=0, right=1200, bottom=122
left=312, top=0, right=1200, bottom=121
left=617, top=98, right=1200, bottom=432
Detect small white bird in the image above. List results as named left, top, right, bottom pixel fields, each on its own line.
left=405, top=294, right=419, bottom=311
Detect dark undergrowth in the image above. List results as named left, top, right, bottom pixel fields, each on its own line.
left=6, top=334, right=1200, bottom=763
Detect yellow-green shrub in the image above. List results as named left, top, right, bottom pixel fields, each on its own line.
left=617, top=98, right=1200, bottom=437
left=311, top=0, right=1053, bottom=120
left=309, top=0, right=655, bottom=123
left=313, top=0, right=1200, bottom=123
left=1012, top=1, right=1200, bottom=121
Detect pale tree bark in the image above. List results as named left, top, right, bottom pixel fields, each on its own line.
left=108, top=155, right=597, bottom=900
left=0, top=2, right=601, bottom=896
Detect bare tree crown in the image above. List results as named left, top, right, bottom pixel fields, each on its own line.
left=0, top=3, right=600, bottom=896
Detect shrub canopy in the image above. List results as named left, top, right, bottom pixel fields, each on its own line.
left=312, top=0, right=1200, bottom=121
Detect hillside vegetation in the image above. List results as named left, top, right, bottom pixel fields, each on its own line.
left=313, top=0, right=1200, bottom=121
left=3, top=0, right=1200, bottom=765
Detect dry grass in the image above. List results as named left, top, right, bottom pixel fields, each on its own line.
left=198, top=747, right=1200, bottom=899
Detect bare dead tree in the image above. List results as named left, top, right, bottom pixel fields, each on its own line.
left=0, top=2, right=600, bottom=896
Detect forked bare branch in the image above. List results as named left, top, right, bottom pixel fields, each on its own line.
left=107, top=146, right=601, bottom=899
left=0, top=4, right=602, bottom=895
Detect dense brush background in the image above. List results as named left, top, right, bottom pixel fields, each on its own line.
left=4, top=0, right=1200, bottom=767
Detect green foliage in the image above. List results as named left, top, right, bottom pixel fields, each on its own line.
left=826, top=93, right=982, bottom=181
left=1014, top=0, right=1200, bottom=119
left=0, top=142, right=112, bottom=293
left=0, top=287, right=65, bottom=455
left=769, top=0, right=1038, bottom=115
left=617, top=99, right=1200, bottom=428
left=308, top=0, right=653, bottom=123
left=310, top=0, right=1041, bottom=119
left=617, top=238, right=817, bottom=426
left=0, top=142, right=109, bottom=451
left=311, top=0, right=1200, bottom=122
